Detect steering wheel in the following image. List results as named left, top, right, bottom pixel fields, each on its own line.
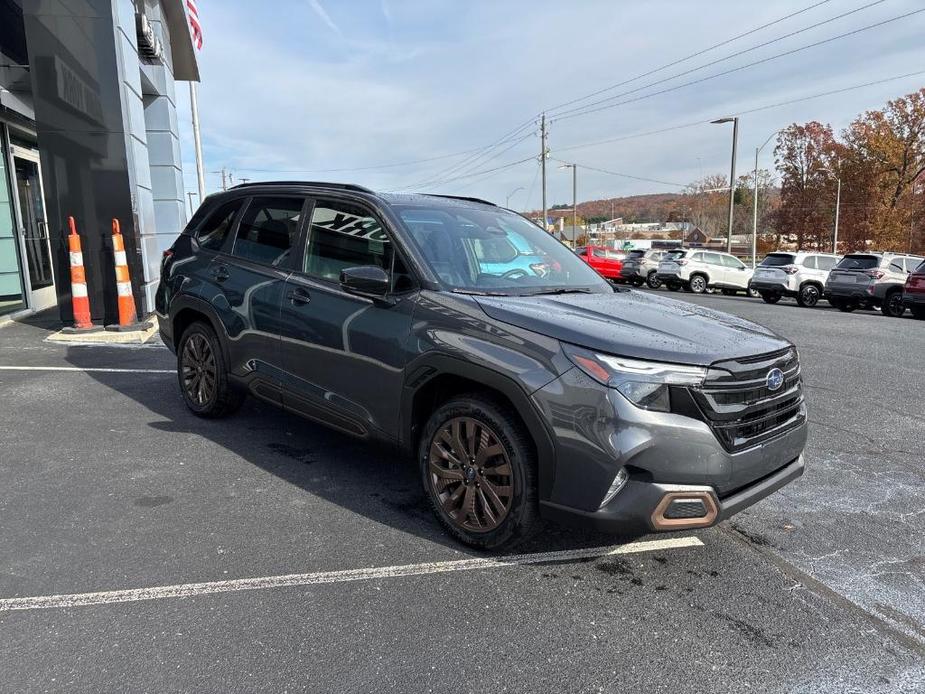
left=501, top=268, right=529, bottom=280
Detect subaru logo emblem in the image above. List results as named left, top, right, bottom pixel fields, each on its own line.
left=766, top=368, right=784, bottom=392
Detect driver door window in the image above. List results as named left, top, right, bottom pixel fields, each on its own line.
left=303, top=201, right=393, bottom=283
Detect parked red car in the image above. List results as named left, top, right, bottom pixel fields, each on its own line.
left=574, top=245, right=625, bottom=280
left=902, top=259, right=925, bottom=319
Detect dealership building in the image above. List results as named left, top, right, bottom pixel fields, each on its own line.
left=0, top=0, right=198, bottom=323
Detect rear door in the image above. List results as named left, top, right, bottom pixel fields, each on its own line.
left=210, top=195, right=306, bottom=399
left=276, top=197, right=416, bottom=439
left=721, top=254, right=750, bottom=288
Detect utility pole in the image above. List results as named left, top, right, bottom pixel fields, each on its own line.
left=540, top=113, right=548, bottom=232
left=187, top=191, right=198, bottom=217
left=572, top=165, right=577, bottom=244
left=833, top=175, right=841, bottom=254
left=220, top=168, right=227, bottom=191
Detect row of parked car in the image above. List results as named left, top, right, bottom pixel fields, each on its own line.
left=574, top=245, right=925, bottom=318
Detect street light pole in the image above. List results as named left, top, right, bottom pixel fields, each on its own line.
left=751, top=129, right=779, bottom=268
left=505, top=186, right=524, bottom=208
left=713, top=117, right=739, bottom=253
left=558, top=163, right=578, bottom=244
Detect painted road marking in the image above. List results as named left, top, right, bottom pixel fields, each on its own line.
left=0, top=537, right=702, bottom=612
left=0, top=366, right=173, bottom=374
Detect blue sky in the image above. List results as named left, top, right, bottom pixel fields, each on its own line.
left=177, top=0, right=925, bottom=211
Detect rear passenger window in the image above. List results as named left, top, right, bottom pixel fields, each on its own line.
left=905, top=258, right=923, bottom=272
left=303, top=200, right=393, bottom=282
left=196, top=199, right=242, bottom=252
left=231, top=197, right=304, bottom=266
left=817, top=256, right=838, bottom=271
left=802, top=256, right=817, bottom=269
left=703, top=252, right=721, bottom=264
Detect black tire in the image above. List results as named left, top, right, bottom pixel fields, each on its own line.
left=667, top=282, right=681, bottom=292
left=836, top=301, right=857, bottom=313
left=797, top=283, right=821, bottom=308
left=911, top=306, right=925, bottom=320
left=760, top=292, right=781, bottom=304
left=881, top=291, right=906, bottom=318
left=177, top=321, right=245, bottom=418
left=419, top=394, right=540, bottom=551
left=646, top=272, right=662, bottom=289
left=721, top=288, right=736, bottom=296
left=688, top=275, right=708, bottom=294
left=746, top=287, right=761, bottom=299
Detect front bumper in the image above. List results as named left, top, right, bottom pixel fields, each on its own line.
left=532, top=367, right=807, bottom=534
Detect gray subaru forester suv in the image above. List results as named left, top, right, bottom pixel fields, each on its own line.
left=157, top=182, right=807, bottom=549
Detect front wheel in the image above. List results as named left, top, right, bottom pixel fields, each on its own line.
left=177, top=321, right=245, bottom=418
left=797, top=284, right=821, bottom=308
left=760, top=292, right=781, bottom=304
left=420, top=396, right=540, bottom=550
left=646, top=272, right=662, bottom=289
left=667, top=282, right=681, bottom=292
left=882, top=291, right=906, bottom=317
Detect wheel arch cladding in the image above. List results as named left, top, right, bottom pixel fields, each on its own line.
left=402, top=356, right=558, bottom=500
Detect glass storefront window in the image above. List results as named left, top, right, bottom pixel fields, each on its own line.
left=0, top=128, right=27, bottom=316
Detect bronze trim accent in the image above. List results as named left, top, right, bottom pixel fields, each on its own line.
left=651, top=491, right=719, bottom=530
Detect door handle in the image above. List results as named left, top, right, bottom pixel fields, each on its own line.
left=211, top=265, right=230, bottom=282
left=287, top=287, right=311, bottom=305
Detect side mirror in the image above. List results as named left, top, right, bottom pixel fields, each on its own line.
left=340, top=265, right=390, bottom=297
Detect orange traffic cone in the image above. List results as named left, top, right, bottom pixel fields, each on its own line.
left=105, top=219, right=152, bottom=332
left=62, top=216, right=100, bottom=333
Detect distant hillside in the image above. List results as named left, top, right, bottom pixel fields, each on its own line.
left=528, top=193, right=686, bottom=223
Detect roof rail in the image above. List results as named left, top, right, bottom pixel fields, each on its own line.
left=229, top=181, right=375, bottom=193
left=423, top=193, right=497, bottom=207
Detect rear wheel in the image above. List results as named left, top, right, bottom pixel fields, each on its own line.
left=419, top=395, right=540, bottom=550
left=688, top=275, right=707, bottom=294
left=646, top=272, right=662, bottom=289
left=797, top=284, right=821, bottom=308
left=882, top=291, right=906, bottom=317
left=177, top=321, right=245, bottom=418
left=760, top=292, right=781, bottom=304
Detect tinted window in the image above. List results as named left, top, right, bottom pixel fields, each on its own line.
left=304, top=201, right=392, bottom=282
left=721, top=255, right=745, bottom=268
left=231, top=197, right=303, bottom=265
left=196, top=199, right=242, bottom=251
left=817, top=256, right=839, bottom=271
left=836, top=255, right=879, bottom=270
left=760, top=253, right=796, bottom=267
left=914, top=260, right=925, bottom=274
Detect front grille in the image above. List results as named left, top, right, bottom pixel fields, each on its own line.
left=688, top=348, right=805, bottom=452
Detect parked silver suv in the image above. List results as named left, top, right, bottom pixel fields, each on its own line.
left=825, top=252, right=925, bottom=316
left=656, top=248, right=754, bottom=294
left=620, top=248, right=665, bottom=288
left=750, top=251, right=840, bottom=308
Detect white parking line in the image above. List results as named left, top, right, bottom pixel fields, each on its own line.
left=0, top=366, right=173, bottom=374
left=0, top=536, right=702, bottom=612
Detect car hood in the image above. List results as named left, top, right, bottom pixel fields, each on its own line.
left=474, top=290, right=788, bottom=366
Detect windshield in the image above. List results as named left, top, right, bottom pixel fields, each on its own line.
left=395, top=205, right=611, bottom=295
left=760, top=253, right=796, bottom=267
left=836, top=255, right=879, bottom=270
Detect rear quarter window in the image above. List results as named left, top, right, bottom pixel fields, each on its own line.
left=195, top=199, right=244, bottom=252
left=816, top=256, right=839, bottom=271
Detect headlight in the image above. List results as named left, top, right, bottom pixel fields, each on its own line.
left=564, top=345, right=706, bottom=412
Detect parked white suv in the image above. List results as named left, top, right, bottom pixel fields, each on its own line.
left=750, top=251, right=840, bottom=308
left=656, top=248, right=754, bottom=294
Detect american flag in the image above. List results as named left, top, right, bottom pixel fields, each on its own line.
left=187, top=0, right=203, bottom=50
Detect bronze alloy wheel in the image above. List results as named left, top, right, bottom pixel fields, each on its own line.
left=181, top=333, right=217, bottom=407
left=428, top=416, right=513, bottom=533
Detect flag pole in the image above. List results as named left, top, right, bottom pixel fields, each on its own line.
left=189, top=81, right=206, bottom=202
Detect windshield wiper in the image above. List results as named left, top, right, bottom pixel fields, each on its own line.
left=522, top=287, right=595, bottom=296
left=450, top=288, right=511, bottom=296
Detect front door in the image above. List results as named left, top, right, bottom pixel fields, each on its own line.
left=276, top=197, right=415, bottom=439
left=12, top=147, right=56, bottom=311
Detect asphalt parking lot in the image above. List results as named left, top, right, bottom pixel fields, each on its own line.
left=1, top=294, right=923, bottom=693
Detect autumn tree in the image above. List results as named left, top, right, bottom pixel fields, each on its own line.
left=774, top=122, right=839, bottom=251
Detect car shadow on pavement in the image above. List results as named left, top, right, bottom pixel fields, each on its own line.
left=64, top=348, right=631, bottom=556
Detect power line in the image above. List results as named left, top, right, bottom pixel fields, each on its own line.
left=551, top=5, right=920, bottom=123
left=222, top=146, right=498, bottom=174
left=544, top=0, right=836, bottom=115
left=408, top=130, right=536, bottom=191
left=551, top=69, right=925, bottom=155
left=549, top=158, right=687, bottom=189
left=412, top=155, right=537, bottom=191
